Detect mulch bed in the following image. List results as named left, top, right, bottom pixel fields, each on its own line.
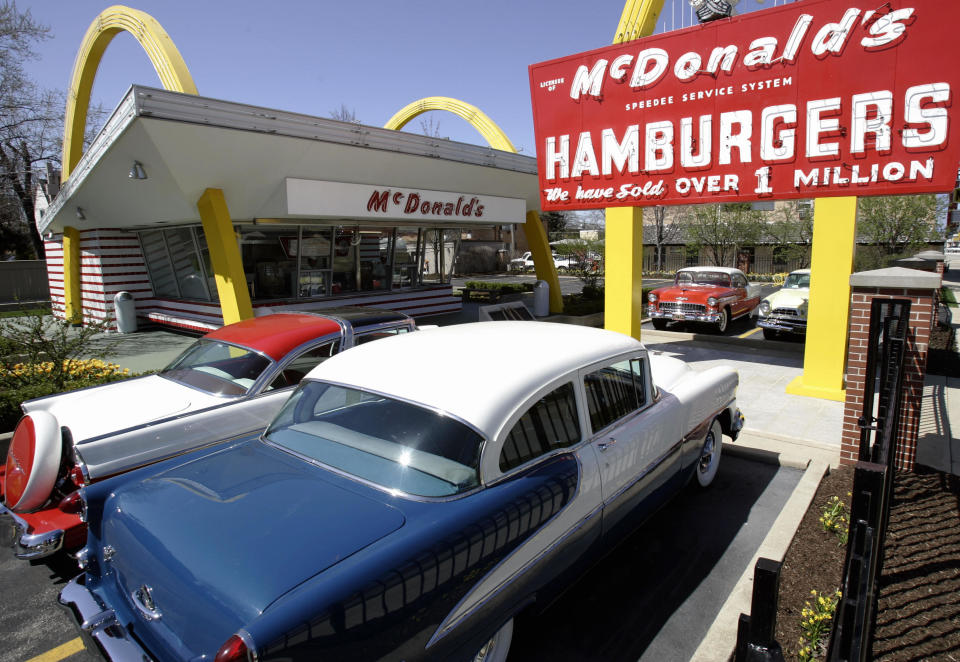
left=773, top=466, right=960, bottom=661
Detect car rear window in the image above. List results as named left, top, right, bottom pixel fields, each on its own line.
left=264, top=382, right=482, bottom=497
left=160, top=340, right=271, bottom=396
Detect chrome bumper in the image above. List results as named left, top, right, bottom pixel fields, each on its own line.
left=59, top=574, right=154, bottom=662
left=0, top=501, right=64, bottom=559
left=757, top=317, right=807, bottom=334
left=648, top=309, right=721, bottom=324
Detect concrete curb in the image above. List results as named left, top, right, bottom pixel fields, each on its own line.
left=692, top=458, right=831, bottom=662
left=640, top=326, right=805, bottom=354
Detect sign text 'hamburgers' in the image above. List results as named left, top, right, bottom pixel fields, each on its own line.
left=528, top=0, right=960, bottom=210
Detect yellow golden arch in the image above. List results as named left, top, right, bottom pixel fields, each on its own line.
left=384, top=97, right=563, bottom=313
left=60, top=5, right=252, bottom=326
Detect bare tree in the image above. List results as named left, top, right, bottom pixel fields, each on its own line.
left=0, top=1, right=52, bottom=258
left=329, top=104, right=360, bottom=123
left=419, top=115, right=442, bottom=138
left=650, top=206, right=685, bottom=272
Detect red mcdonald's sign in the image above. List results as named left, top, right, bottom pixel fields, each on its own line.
left=528, top=0, right=960, bottom=210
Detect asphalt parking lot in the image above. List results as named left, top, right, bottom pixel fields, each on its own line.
left=1, top=450, right=801, bottom=662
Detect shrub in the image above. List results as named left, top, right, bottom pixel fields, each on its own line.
left=463, top=281, right=534, bottom=294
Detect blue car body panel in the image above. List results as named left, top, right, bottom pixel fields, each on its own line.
left=80, top=439, right=581, bottom=661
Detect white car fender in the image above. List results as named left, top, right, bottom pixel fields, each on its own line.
left=6, top=411, right=61, bottom=512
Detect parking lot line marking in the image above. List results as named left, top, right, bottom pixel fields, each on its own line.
left=25, top=638, right=85, bottom=662
left=738, top=327, right=762, bottom=339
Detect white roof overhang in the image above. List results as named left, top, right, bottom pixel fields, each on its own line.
left=40, top=86, right=540, bottom=234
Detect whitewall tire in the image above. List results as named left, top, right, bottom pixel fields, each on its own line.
left=474, top=618, right=513, bottom=662
left=696, top=419, right=723, bottom=488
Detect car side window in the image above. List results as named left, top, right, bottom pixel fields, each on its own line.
left=499, top=382, right=580, bottom=472
left=584, top=358, right=647, bottom=432
left=266, top=339, right=340, bottom=391
left=354, top=327, right=410, bottom=345
left=734, top=274, right=747, bottom=288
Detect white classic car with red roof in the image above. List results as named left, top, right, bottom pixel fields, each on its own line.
left=0, top=307, right=415, bottom=559
left=647, top=266, right=762, bottom=333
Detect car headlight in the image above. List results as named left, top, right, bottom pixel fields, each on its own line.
left=759, top=301, right=771, bottom=315
left=648, top=292, right=658, bottom=303
left=707, top=297, right=718, bottom=307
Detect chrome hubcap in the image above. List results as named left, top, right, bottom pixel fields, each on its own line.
left=699, top=435, right=715, bottom=473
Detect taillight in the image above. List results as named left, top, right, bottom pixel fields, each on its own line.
left=4, top=416, right=37, bottom=506
left=68, top=465, right=86, bottom=487
left=215, top=635, right=249, bottom=662
left=60, top=490, right=84, bottom=514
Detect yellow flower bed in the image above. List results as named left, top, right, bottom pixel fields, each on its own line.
left=1, top=358, right=129, bottom=382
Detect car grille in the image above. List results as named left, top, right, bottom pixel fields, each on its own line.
left=771, top=308, right=802, bottom=317
left=660, top=302, right=706, bottom=315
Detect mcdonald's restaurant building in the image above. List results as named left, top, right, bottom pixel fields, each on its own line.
left=36, top=86, right=540, bottom=332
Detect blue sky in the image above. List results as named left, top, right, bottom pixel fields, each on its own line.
left=18, top=0, right=788, bottom=157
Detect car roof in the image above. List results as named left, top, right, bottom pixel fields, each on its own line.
left=677, top=266, right=743, bottom=276
left=789, top=269, right=812, bottom=275
left=306, top=321, right=643, bottom=439
left=204, top=314, right=342, bottom=360
left=316, top=306, right=412, bottom=327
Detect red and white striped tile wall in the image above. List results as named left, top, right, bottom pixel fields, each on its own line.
left=45, top=229, right=461, bottom=332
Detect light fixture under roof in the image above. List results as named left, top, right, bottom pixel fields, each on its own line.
left=76, top=207, right=86, bottom=220
left=128, top=161, right=147, bottom=180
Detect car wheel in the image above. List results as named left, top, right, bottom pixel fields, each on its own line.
left=696, top=419, right=723, bottom=488
left=474, top=618, right=513, bottom=662
left=652, top=318, right=668, bottom=331
left=762, top=328, right=778, bottom=340
left=714, top=308, right=729, bottom=334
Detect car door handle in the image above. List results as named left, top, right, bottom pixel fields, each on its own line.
left=597, top=438, right=617, bottom=452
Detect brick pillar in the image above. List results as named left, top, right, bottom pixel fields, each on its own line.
left=840, top=268, right=941, bottom=470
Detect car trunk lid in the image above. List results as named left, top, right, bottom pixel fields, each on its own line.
left=96, top=441, right=405, bottom=658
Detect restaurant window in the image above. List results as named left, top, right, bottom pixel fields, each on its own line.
left=240, top=225, right=295, bottom=300
left=294, top=229, right=332, bottom=298
left=140, top=230, right=178, bottom=298
left=420, top=228, right=459, bottom=285
left=393, top=228, right=420, bottom=289
left=139, top=228, right=212, bottom=301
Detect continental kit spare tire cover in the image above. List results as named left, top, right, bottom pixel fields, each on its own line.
left=4, top=411, right=61, bottom=513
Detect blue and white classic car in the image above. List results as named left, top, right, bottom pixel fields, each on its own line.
left=61, top=322, right=743, bottom=662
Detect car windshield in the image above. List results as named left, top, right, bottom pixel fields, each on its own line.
left=264, top=382, right=482, bottom=497
left=783, top=273, right=811, bottom=289
left=676, top=270, right=731, bottom=287
left=160, top=340, right=271, bottom=396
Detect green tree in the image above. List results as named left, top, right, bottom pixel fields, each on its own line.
left=683, top=203, right=765, bottom=267
left=553, top=237, right=604, bottom=295
left=766, top=200, right=814, bottom=269
left=540, top=210, right=567, bottom=238
left=855, top=194, right=942, bottom=269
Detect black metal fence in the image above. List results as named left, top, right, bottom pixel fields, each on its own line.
left=827, top=298, right=911, bottom=662
left=734, top=298, right=911, bottom=662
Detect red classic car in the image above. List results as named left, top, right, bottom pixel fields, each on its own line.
left=647, top=267, right=761, bottom=333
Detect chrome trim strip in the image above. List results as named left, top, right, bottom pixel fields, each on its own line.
left=427, top=455, right=598, bottom=648
left=237, top=629, right=260, bottom=662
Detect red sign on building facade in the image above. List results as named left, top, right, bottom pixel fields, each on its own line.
left=529, top=0, right=960, bottom=210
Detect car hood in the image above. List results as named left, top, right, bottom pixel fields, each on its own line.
left=652, top=284, right=737, bottom=303
left=765, top=288, right=809, bottom=310
left=97, top=441, right=405, bottom=655
left=21, top=375, right=221, bottom=442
